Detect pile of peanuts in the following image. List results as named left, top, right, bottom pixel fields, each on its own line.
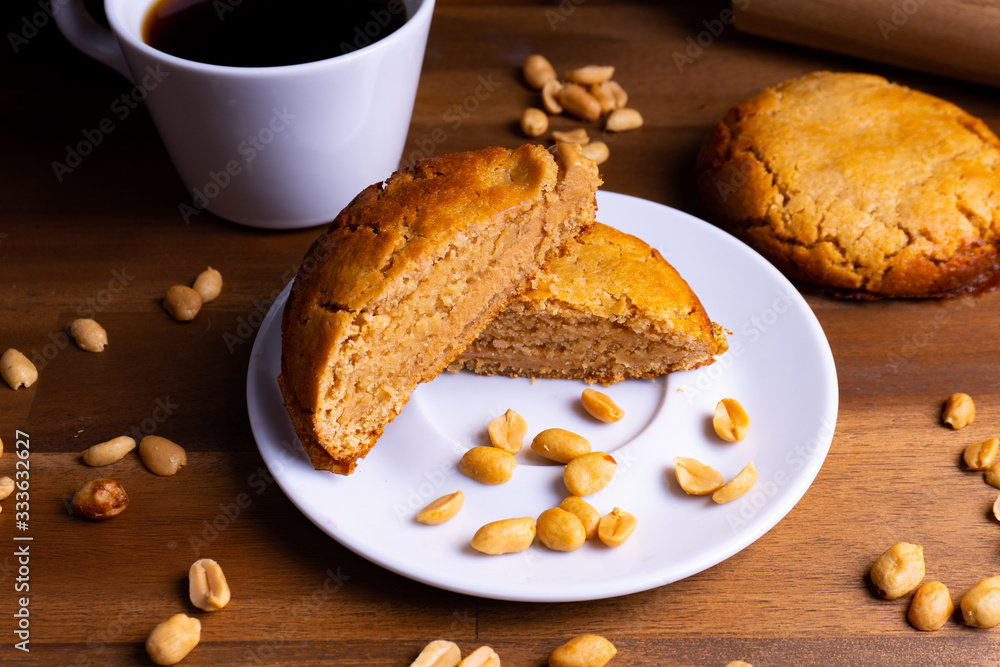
left=415, top=387, right=636, bottom=554
left=868, top=392, right=1000, bottom=632
left=408, top=637, right=752, bottom=667
left=869, top=541, right=1000, bottom=631
left=163, top=266, right=223, bottom=321
left=409, top=635, right=617, bottom=667
left=518, top=54, right=643, bottom=166
left=672, top=398, right=757, bottom=503
left=71, top=433, right=189, bottom=521
left=417, top=393, right=760, bottom=555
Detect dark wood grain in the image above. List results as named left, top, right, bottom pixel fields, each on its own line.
left=3, top=1, right=1000, bottom=665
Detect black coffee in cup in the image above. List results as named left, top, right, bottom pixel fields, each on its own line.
left=143, top=0, right=409, bottom=67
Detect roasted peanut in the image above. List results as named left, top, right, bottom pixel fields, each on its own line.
left=72, top=478, right=128, bottom=520
left=542, top=79, right=564, bottom=115
left=524, top=54, right=557, bottom=90
left=1, top=348, right=37, bottom=390
left=189, top=558, right=231, bottom=611
left=139, top=435, right=188, bottom=476
left=69, top=318, right=108, bottom=352
left=565, top=65, right=615, bottom=85
left=537, top=507, right=586, bottom=552
left=589, top=83, right=616, bottom=114
left=870, top=542, right=925, bottom=600
left=943, top=392, right=975, bottom=429
left=559, top=496, right=601, bottom=540
left=713, top=398, right=750, bottom=442
left=605, top=80, right=628, bottom=108
left=164, top=285, right=202, bottom=322
left=471, top=517, right=535, bottom=554
left=605, top=108, right=643, bottom=132
left=0, top=434, right=3, bottom=458
left=673, top=457, right=723, bottom=495
left=964, top=437, right=999, bottom=470
left=961, top=576, right=1000, bottom=627
left=416, top=491, right=464, bottom=525
left=457, top=646, right=500, bottom=667
left=598, top=507, right=636, bottom=547
left=552, top=128, right=591, bottom=145
left=520, top=108, right=549, bottom=138
left=908, top=581, right=954, bottom=631
left=580, top=141, right=609, bottom=166
left=0, top=477, right=14, bottom=501
left=488, top=409, right=528, bottom=454
left=459, top=446, right=516, bottom=484
left=581, top=388, right=623, bottom=423
left=549, top=634, right=617, bottom=667
left=564, top=452, right=617, bottom=496
left=532, top=428, right=590, bottom=464
left=82, top=436, right=136, bottom=467
left=712, top=462, right=757, bottom=504
left=559, top=83, right=602, bottom=123
left=192, top=267, right=223, bottom=303
left=725, top=663, right=753, bottom=667
left=986, top=462, right=1000, bottom=489
left=146, top=613, right=201, bottom=665
left=410, top=640, right=461, bottom=667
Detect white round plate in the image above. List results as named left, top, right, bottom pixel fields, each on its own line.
left=247, top=191, right=839, bottom=602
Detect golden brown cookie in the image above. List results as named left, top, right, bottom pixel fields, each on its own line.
left=279, top=144, right=600, bottom=474
left=452, top=222, right=726, bottom=384
left=696, top=71, right=1000, bottom=298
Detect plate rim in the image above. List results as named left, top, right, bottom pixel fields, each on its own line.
left=246, top=190, right=839, bottom=602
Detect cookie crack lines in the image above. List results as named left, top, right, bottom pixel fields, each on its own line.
left=279, top=144, right=600, bottom=474
left=697, top=71, right=1000, bottom=298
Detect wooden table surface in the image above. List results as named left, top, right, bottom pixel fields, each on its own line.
left=4, top=1, right=1000, bottom=665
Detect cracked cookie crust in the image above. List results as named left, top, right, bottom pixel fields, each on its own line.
left=696, top=71, right=1000, bottom=298
left=279, top=144, right=600, bottom=474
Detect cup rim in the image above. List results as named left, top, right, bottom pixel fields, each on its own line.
left=106, top=0, right=434, bottom=76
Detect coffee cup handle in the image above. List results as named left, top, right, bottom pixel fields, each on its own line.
left=54, top=0, right=135, bottom=83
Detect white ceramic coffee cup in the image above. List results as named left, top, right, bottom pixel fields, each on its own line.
left=55, top=0, right=434, bottom=229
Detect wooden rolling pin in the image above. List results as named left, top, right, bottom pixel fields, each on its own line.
left=733, top=0, right=1000, bottom=88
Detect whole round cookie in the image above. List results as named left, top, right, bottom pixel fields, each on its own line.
left=696, top=71, right=1000, bottom=298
